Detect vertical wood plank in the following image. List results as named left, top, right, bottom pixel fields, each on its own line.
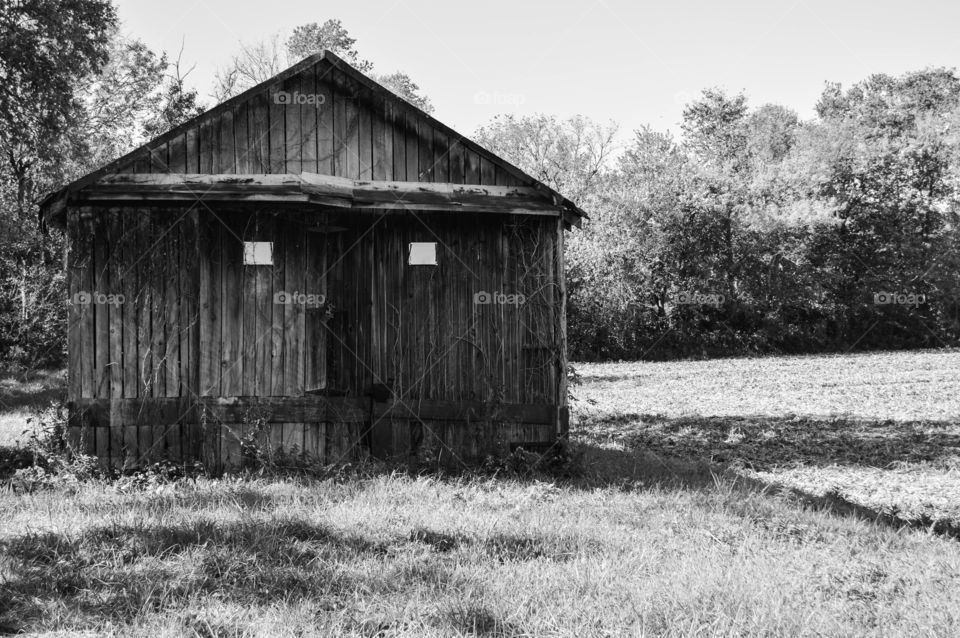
left=494, top=165, right=509, bottom=186
left=284, top=74, right=302, bottom=174
left=78, top=212, right=96, bottom=399
left=419, top=125, right=434, bottom=182
left=199, top=114, right=216, bottom=174
left=186, top=209, right=202, bottom=460
left=391, top=103, right=406, bottom=181
left=165, top=217, right=181, bottom=397
left=405, top=113, right=419, bottom=182
left=250, top=91, right=270, bottom=173
left=282, top=422, right=303, bottom=455
left=283, top=214, right=305, bottom=396
left=241, top=213, right=258, bottom=396
left=168, top=134, right=187, bottom=173
left=234, top=101, right=251, bottom=174
left=220, top=216, right=243, bottom=396
left=269, top=422, right=283, bottom=456
left=93, top=215, right=110, bottom=398
left=178, top=212, right=193, bottom=398
left=344, top=74, right=360, bottom=180
left=358, top=88, right=373, bottom=180
left=304, top=230, right=327, bottom=392
left=301, top=66, right=318, bottom=174
left=465, top=149, right=481, bottom=184
left=149, top=143, right=168, bottom=173
left=217, top=109, right=235, bottom=173
left=333, top=72, right=346, bottom=177
left=269, top=83, right=286, bottom=173
left=254, top=215, right=274, bottom=396
left=150, top=215, right=167, bottom=398
left=433, top=129, right=448, bottom=183
left=449, top=138, right=465, bottom=185
left=199, top=214, right=221, bottom=396
left=123, top=412, right=138, bottom=469
left=185, top=128, right=199, bottom=173
left=479, top=157, right=495, bottom=186
left=107, top=210, right=124, bottom=405
left=303, top=422, right=320, bottom=460
left=375, top=97, right=391, bottom=181
left=317, top=64, right=334, bottom=175
left=221, top=422, right=243, bottom=470
left=138, top=420, right=155, bottom=465
left=269, top=216, right=285, bottom=396
left=120, top=212, right=138, bottom=399
left=183, top=209, right=201, bottom=399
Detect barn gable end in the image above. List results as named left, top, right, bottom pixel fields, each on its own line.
left=43, top=51, right=585, bottom=225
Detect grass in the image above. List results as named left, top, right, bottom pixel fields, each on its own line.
left=574, top=349, right=960, bottom=531
left=0, top=369, right=65, bottom=448
left=0, top=350, right=958, bottom=636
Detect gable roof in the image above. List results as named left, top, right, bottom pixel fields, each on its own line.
left=41, top=50, right=586, bottom=225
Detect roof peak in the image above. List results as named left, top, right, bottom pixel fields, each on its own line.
left=40, top=50, right=586, bottom=222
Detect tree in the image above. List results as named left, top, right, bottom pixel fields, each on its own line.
left=213, top=19, right=433, bottom=112
left=681, top=88, right=748, bottom=169
left=472, top=113, right=618, bottom=204
left=143, top=41, right=205, bottom=138
left=0, top=10, right=205, bottom=369
left=0, top=0, right=117, bottom=368
left=0, top=0, right=117, bottom=216
left=286, top=19, right=372, bottom=71
left=373, top=71, right=433, bottom=113
left=212, top=33, right=287, bottom=102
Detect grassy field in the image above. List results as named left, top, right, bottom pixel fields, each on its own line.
left=1, top=351, right=959, bottom=636
left=574, top=349, right=960, bottom=530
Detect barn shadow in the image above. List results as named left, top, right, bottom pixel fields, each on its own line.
left=569, top=411, right=960, bottom=539
left=573, top=412, right=960, bottom=471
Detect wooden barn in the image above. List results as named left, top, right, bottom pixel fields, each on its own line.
left=39, top=51, right=586, bottom=472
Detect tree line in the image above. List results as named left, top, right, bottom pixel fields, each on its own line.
left=476, top=75, right=960, bottom=360
left=1, top=0, right=958, bottom=369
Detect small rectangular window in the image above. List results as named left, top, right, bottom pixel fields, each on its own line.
left=408, top=242, right=437, bottom=265
left=243, top=241, right=273, bottom=265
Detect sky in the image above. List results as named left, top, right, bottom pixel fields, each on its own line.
left=116, top=0, right=960, bottom=145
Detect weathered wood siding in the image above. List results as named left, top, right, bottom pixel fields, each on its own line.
left=66, top=205, right=566, bottom=471
left=115, top=59, right=525, bottom=188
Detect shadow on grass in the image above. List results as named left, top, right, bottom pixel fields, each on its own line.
left=0, top=514, right=569, bottom=634
left=571, top=413, right=960, bottom=540
left=575, top=412, right=960, bottom=471
left=0, top=371, right=65, bottom=412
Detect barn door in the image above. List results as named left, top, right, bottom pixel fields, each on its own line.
left=304, top=227, right=328, bottom=393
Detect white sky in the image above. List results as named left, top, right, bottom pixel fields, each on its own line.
left=116, top=0, right=960, bottom=144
